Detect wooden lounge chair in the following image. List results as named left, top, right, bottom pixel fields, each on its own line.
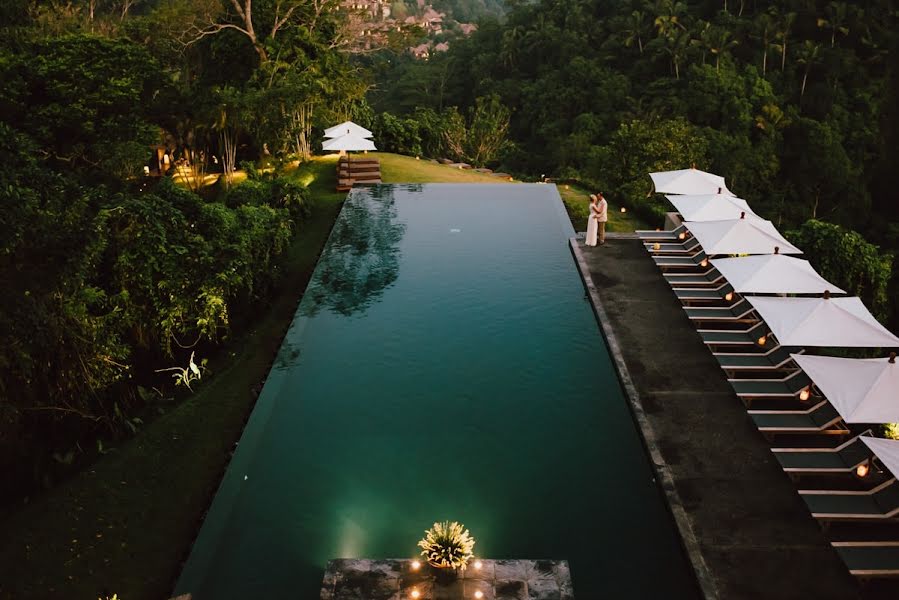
left=714, top=346, right=802, bottom=376
left=684, top=298, right=757, bottom=323
left=700, top=322, right=772, bottom=348
left=749, top=401, right=849, bottom=438
left=643, top=237, right=702, bottom=255
left=728, top=370, right=816, bottom=405
left=663, top=269, right=724, bottom=288
left=772, top=430, right=873, bottom=477
left=800, top=478, right=899, bottom=523
left=636, top=224, right=687, bottom=241
left=832, top=541, right=899, bottom=578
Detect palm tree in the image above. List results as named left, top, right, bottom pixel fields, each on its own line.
left=796, top=40, right=821, bottom=103
left=663, top=28, right=692, bottom=79
left=773, top=11, right=796, bottom=72
left=817, top=2, right=849, bottom=48
left=708, top=27, right=737, bottom=72
left=692, top=20, right=712, bottom=66
left=648, top=0, right=687, bottom=39
left=752, top=9, right=776, bottom=76
left=622, top=10, right=650, bottom=54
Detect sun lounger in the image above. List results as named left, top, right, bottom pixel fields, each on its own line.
left=643, top=237, right=702, bottom=255
left=713, top=346, right=802, bottom=374
left=653, top=252, right=709, bottom=271
left=728, top=370, right=815, bottom=405
left=663, top=270, right=724, bottom=287
left=700, top=322, right=771, bottom=348
left=684, top=299, right=757, bottom=323
left=772, top=430, right=873, bottom=476
left=636, top=224, right=687, bottom=241
left=832, top=541, right=899, bottom=578
left=674, top=287, right=737, bottom=305
left=750, top=400, right=849, bottom=438
left=800, top=478, right=899, bottom=522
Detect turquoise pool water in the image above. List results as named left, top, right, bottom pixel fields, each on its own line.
left=175, top=184, right=698, bottom=598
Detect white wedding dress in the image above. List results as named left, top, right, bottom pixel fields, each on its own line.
left=585, top=207, right=598, bottom=246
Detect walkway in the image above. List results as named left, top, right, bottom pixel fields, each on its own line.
left=573, top=236, right=860, bottom=599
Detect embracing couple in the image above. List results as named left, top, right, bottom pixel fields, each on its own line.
left=585, top=192, right=608, bottom=247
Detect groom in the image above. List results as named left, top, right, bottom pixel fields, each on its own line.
left=596, top=192, right=608, bottom=245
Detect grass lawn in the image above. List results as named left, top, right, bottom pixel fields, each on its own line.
left=0, top=154, right=620, bottom=600
left=373, top=152, right=514, bottom=184
left=556, top=182, right=649, bottom=233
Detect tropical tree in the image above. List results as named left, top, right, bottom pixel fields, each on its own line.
left=817, top=1, right=850, bottom=49
left=796, top=40, right=821, bottom=103
left=772, top=10, right=796, bottom=72
left=622, top=10, right=650, bottom=55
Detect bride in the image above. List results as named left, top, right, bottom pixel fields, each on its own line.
left=585, top=194, right=599, bottom=246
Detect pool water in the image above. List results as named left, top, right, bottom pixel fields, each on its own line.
left=175, top=184, right=699, bottom=598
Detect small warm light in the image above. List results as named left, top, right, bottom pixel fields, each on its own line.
left=724, top=291, right=734, bottom=302
left=474, top=592, right=484, bottom=599
left=700, top=258, right=709, bottom=267
left=458, top=165, right=463, bottom=169
left=411, top=560, right=420, bottom=570
left=143, top=165, right=150, bottom=175
left=410, top=590, right=420, bottom=599
left=620, top=206, right=627, bottom=213
left=474, top=560, right=483, bottom=569
left=163, top=154, right=170, bottom=165
left=856, top=462, right=870, bottom=478
left=653, top=242, right=661, bottom=251
left=508, top=177, right=513, bottom=181
left=416, top=156, right=420, bottom=160
left=757, top=335, right=768, bottom=347
left=799, top=387, right=811, bottom=402
left=564, top=185, right=569, bottom=190
left=678, top=232, right=686, bottom=240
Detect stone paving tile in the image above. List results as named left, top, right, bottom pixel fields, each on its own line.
left=322, top=560, right=569, bottom=600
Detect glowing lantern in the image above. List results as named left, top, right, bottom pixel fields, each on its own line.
left=856, top=462, right=870, bottom=478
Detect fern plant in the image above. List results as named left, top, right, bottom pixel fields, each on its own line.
left=417, top=521, right=476, bottom=570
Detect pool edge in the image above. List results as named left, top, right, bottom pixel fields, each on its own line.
left=568, top=237, right=719, bottom=600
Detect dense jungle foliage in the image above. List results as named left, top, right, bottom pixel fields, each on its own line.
left=366, top=0, right=899, bottom=326
left=0, top=0, right=367, bottom=503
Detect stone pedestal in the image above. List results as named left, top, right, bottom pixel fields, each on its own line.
left=320, top=558, right=573, bottom=600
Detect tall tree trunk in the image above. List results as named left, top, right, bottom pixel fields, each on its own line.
left=638, top=36, right=643, bottom=54
left=801, top=68, right=809, bottom=101
left=812, top=191, right=819, bottom=218
left=781, top=40, right=787, bottom=72
left=220, top=129, right=237, bottom=188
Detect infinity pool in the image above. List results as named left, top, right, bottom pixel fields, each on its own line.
left=175, top=184, right=698, bottom=598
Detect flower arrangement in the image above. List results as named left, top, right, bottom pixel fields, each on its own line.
left=417, top=521, right=476, bottom=570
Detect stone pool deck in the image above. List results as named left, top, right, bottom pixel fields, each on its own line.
left=571, top=236, right=860, bottom=600
left=320, top=559, right=572, bottom=600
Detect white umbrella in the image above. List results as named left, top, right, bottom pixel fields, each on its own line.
left=862, top=437, right=899, bottom=475
left=748, top=296, right=899, bottom=347
left=710, top=255, right=846, bottom=294
left=686, top=218, right=803, bottom=255
left=650, top=168, right=735, bottom=196
left=322, top=132, right=377, bottom=152
left=792, top=354, right=899, bottom=423
left=324, top=121, right=373, bottom=139
left=667, top=194, right=762, bottom=222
